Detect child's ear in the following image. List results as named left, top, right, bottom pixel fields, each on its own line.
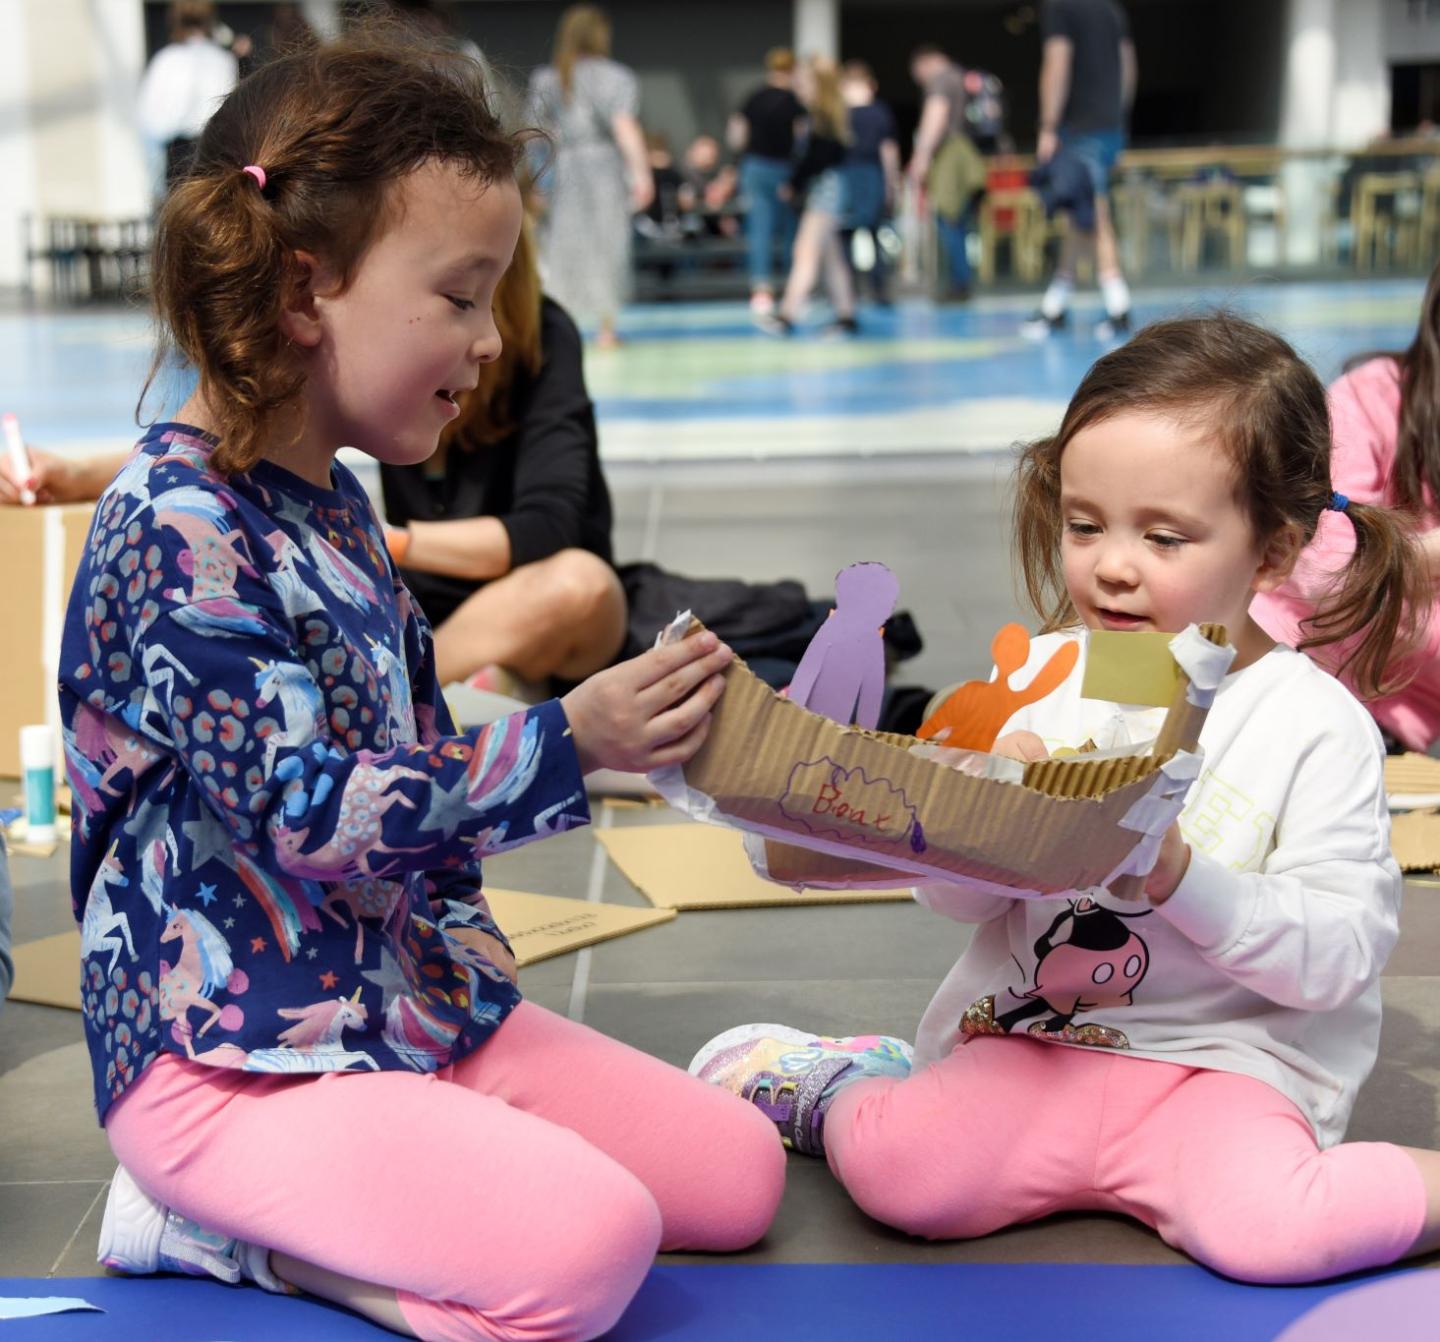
left=1252, top=522, right=1305, bottom=594
left=277, top=250, right=337, bottom=349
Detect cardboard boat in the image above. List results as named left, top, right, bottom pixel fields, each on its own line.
left=654, top=620, right=1230, bottom=897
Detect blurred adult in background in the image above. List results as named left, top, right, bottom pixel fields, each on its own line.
left=840, top=61, right=901, bottom=304
left=761, top=56, right=857, bottom=337
left=908, top=45, right=987, bottom=302
left=729, top=47, right=804, bottom=315
left=1251, top=258, right=1440, bottom=754
left=681, top=135, right=739, bottom=237
left=136, top=1, right=239, bottom=194
left=1022, top=0, right=1136, bottom=340
left=528, top=4, right=654, bottom=349
left=382, top=219, right=625, bottom=691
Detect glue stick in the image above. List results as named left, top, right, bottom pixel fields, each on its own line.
left=2, top=414, right=36, bottom=506
left=19, top=725, right=56, bottom=844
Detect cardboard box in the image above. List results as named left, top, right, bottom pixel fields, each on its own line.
left=654, top=621, right=1228, bottom=898
left=0, top=503, right=95, bottom=777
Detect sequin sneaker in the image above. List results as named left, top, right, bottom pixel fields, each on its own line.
left=97, top=1164, right=290, bottom=1292
left=689, top=1023, right=913, bottom=1156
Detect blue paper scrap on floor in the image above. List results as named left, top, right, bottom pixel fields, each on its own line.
left=0, top=1264, right=1425, bottom=1341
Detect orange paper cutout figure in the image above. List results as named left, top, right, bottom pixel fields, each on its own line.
left=916, top=624, right=1079, bottom=751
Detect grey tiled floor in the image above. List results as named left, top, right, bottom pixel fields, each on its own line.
left=3, top=453, right=1438, bottom=1283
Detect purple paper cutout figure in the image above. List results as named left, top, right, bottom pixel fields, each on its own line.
left=788, top=562, right=900, bottom=729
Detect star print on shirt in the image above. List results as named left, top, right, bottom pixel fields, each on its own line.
left=305, top=947, right=318, bottom=960
left=319, top=970, right=338, bottom=990
left=197, top=882, right=218, bottom=906
left=223, top=917, right=235, bottom=929
left=182, top=813, right=235, bottom=870
left=416, top=771, right=475, bottom=839
left=234, top=894, right=247, bottom=908
left=360, top=946, right=409, bottom=1013
left=250, top=937, right=267, bottom=953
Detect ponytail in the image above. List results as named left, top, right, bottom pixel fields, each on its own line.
left=1297, top=500, right=1427, bottom=698
left=142, top=167, right=304, bottom=475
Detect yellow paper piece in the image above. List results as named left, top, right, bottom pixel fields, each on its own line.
left=1081, top=630, right=1182, bottom=707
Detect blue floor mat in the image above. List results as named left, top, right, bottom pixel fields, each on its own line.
left=0, top=1265, right=1418, bottom=1341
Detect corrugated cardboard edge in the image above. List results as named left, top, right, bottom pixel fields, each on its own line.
left=1389, top=810, right=1440, bottom=873
left=664, top=629, right=1191, bottom=896
left=1385, top=753, right=1440, bottom=798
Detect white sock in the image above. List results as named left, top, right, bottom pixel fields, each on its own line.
left=1040, top=275, right=1073, bottom=320
left=1101, top=272, right=1130, bottom=318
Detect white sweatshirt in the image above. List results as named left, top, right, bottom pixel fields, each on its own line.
left=913, top=630, right=1401, bottom=1148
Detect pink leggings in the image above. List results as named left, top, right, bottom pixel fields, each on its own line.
left=825, top=1035, right=1427, bottom=1284
left=106, top=1002, right=786, bottom=1342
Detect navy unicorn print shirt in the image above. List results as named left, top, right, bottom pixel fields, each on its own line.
left=60, top=426, right=589, bottom=1122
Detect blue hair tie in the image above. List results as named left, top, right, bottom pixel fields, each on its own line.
left=1328, top=492, right=1350, bottom=513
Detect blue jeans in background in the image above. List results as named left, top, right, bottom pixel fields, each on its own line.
left=740, top=155, right=797, bottom=290
left=935, top=200, right=977, bottom=294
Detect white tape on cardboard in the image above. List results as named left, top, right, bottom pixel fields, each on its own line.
left=1170, top=626, right=1236, bottom=708
left=1100, top=749, right=1203, bottom=887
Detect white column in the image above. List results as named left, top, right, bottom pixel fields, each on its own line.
left=0, top=0, right=148, bottom=294
left=1332, top=0, right=1389, bottom=147
left=1279, top=0, right=1339, bottom=265
left=0, top=2, right=38, bottom=292
left=300, top=1, right=342, bottom=42
left=793, top=0, right=839, bottom=61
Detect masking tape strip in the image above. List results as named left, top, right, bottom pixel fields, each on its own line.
left=1101, top=749, right=1203, bottom=886
left=1169, top=625, right=1236, bottom=708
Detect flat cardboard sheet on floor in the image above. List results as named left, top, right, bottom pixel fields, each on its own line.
left=1385, top=752, right=1440, bottom=809
left=7, top=888, right=671, bottom=1011
left=1389, top=810, right=1440, bottom=873
left=596, top=822, right=914, bottom=909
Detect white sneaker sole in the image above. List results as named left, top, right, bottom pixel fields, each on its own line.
left=96, top=1165, right=165, bottom=1274
left=688, top=1023, right=824, bottom=1079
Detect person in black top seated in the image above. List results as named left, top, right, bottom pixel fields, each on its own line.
left=379, top=217, right=626, bottom=693
left=729, top=47, right=804, bottom=314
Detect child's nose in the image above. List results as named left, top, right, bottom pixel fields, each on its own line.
left=470, top=322, right=502, bottom=365
left=1094, top=541, right=1138, bottom=585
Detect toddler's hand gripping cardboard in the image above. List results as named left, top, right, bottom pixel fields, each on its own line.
left=650, top=619, right=1232, bottom=898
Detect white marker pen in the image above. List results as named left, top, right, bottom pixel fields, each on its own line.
left=2, top=413, right=36, bottom=506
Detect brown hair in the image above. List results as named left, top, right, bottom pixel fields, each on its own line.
left=143, top=23, right=526, bottom=476
left=442, top=215, right=544, bottom=449
left=765, top=47, right=796, bottom=75
left=1013, top=312, right=1426, bottom=698
left=1387, top=256, right=1440, bottom=513
left=554, top=4, right=611, bottom=96
left=805, top=56, right=850, bottom=143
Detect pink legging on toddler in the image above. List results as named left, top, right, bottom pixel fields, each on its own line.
left=824, top=1034, right=1426, bottom=1283
left=105, top=1001, right=786, bottom=1342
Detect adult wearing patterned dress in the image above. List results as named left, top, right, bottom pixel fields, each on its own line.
left=527, top=4, right=653, bottom=350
